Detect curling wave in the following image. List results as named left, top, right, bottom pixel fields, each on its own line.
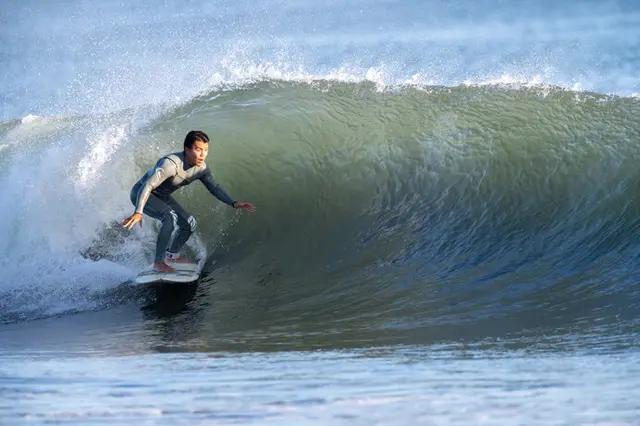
left=2, top=80, right=639, bottom=333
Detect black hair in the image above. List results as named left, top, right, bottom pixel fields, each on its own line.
left=184, top=130, right=210, bottom=150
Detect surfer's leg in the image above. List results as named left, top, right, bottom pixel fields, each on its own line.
left=164, top=197, right=196, bottom=260
left=130, top=189, right=179, bottom=265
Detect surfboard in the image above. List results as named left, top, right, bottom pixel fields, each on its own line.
left=134, top=262, right=201, bottom=285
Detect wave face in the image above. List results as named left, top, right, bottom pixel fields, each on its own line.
left=1, top=81, right=639, bottom=336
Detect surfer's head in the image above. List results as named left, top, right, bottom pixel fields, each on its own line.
left=184, top=130, right=209, bottom=167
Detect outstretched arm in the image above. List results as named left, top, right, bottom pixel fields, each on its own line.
left=200, top=169, right=236, bottom=206
left=200, top=170, right=256, bottom=212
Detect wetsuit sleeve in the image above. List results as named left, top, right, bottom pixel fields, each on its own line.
left=199, top=169, right=236, bottom=207
left=135, top=158, right=177, bottom=214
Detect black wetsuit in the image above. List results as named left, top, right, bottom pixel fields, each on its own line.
left=130, top=151, right=235, bottom=262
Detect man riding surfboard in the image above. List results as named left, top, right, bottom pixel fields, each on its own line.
left=122, top=130, right=255, bottom=273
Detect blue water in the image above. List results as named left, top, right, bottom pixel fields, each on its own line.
left=1, top=0, right=639, bottom=424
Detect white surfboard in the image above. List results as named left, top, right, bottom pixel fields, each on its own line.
left=134, top=262, right=201, bottom=285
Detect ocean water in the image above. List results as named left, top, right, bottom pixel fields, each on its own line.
left=1, top=0, right=640, bottom=424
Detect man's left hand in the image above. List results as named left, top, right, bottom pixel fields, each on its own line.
left=233, top=201, right=256, bottom=213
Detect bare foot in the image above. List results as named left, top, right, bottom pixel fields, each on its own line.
left=153, top=262, right=175, bottom=273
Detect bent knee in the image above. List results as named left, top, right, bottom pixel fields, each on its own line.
left=161, top=210, right=179, bottom=229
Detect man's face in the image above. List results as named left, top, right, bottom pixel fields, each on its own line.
left=185, top=140, right=209, bottom=167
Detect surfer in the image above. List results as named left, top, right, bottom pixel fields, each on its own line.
left=122, top=130, right=255, bottom=273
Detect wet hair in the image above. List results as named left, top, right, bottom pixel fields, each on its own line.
left=184, top=130, right=210, bottom=150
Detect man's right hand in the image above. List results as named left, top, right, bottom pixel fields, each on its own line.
left=122, top=212, right=143, bottom=230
